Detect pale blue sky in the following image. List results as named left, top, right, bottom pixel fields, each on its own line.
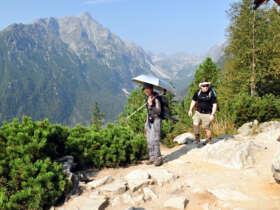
left=0, top=0, right=236, bottom=55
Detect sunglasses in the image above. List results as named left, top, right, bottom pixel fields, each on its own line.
left=201, top=85, right=209, bottom=87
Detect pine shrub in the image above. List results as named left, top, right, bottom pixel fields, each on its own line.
left=0, top=116, right=69, bottom=210
left=1, top=116, right=148, bottom=209
left=223, top=93, right=280, bottom=127
left=66, top=123, right=147, bottom=169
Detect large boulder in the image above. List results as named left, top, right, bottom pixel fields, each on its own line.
left=124, top=170, right=152, bottom=192
left=163, top=196, right=188, bottom=209
left=124, top=170, right=150, bottom=180
left=173, top=133, right=194, bottom=144
left=237, top=120, right=258, bottom=136
left=99, top=179, right=127, bottom=195
left=57, top=195, right=108, bottom=210
left=147, top=168, right=176, bottom=186
left=207, top=184, right=252, bottom=201
left=143, top=187, right=158, bottom=200
left=87, top=176, right=114, bottom=189
left=189, top=140, right=262, bottom=169
left=257, top=121, right=280, bottom=133
left=57, top=156, right=79, bottom=199
left=272, top=149, right=280, bottom=183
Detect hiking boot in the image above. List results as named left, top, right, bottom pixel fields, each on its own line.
left=207, top=138, right=212, bottom=144
left=154, top=158, right=163, bottom=167
left=194, top=134, right=200, bottom=144
left=144, top=159, right=154, bottom=165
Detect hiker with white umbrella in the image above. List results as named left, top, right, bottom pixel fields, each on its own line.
left=132, top=74, right=175, bottom=166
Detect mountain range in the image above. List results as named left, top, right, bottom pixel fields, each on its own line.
left=151, top=42, right=226, bottom=97
left=0, top=12, right=225, bottom=126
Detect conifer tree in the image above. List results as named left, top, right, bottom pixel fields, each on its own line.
left=187, top=57, right=221, bottom=99
left=222, top=0, right=280, bottom=98
left=223, top=0, right=256, bottom=96
left=256, top=5, right=280, bottom=96
left=91, top=102, right=104, bottom=129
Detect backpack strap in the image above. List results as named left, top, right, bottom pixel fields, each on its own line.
left=211, top=88, right=216, bottom=97
left=198, top=88, right=215, bottom=98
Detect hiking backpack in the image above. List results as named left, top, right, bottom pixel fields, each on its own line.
left=156, top=95, right=171, bottom=120
left=197, top=87, right=216, bottom=98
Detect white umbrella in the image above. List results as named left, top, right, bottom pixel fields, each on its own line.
left=132, top=74, right=176, bottom=94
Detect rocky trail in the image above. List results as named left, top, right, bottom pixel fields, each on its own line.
left=54, top=121, right=280, bottom=210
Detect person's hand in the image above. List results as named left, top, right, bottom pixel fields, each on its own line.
left=210, top=114, right=215, bottom=121
left=188, top=110, right=192, bottom=117
left=147, top=97, right=153, bottom=106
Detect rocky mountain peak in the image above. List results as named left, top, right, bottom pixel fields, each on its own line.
left=203, top=41, right=227, bottom=62
left=0, top=13, right=163, bottom=125
left=78, top=12, right=93, bottom=20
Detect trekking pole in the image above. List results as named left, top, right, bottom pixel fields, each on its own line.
left=126, top=92, right=166, bottom=121
left=125, top=91, right=167, bottom=121
left=126, top=102, right=147, bottom=120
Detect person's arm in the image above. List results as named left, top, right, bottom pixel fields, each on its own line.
left=188, top=100, right=196, bottom=117
left=147, top=96, right=161, bottom=115
left=189, top=91, right=198, bottom=117
left=211, top=103, right=217, bottom=116
left=153, top=97, right=161, bottom=115
left=209, top=91, right=218, bottom=121
left=209, top=103, right=217, bottom=121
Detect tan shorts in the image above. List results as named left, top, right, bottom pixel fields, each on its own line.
left=192, top=111, right=211, bottom=129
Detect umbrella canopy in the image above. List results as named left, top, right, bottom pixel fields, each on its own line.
left=132, top=74, right=176, bottom=94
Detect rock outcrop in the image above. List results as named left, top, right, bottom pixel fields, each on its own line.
left=54, top=121, right=280, bottom=210
left=272, top=148, right=280, bottom=183
left=188, top=140, right=262, bottom=169
left=173, top=133, right=194, bottom=144
left=237, top=120, right=259, bottom=136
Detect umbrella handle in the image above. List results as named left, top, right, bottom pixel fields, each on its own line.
left=126, top=102, right=147, bottom=120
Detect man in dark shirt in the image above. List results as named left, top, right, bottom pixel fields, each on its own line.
left=188, top=81, right=217, bottom=144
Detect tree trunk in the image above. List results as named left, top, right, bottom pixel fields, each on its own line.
left=251, top=9, right=256, bottom=96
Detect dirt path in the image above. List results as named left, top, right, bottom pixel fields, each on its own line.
left=59, top=129, right=280, bottom=210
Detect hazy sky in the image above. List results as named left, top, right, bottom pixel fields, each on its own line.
left=0, top=0, right=236, bottom=55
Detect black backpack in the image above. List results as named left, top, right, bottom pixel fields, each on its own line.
left=197, top=87, right=216, bottom=99
left=156, top=94, right=171, bottom=120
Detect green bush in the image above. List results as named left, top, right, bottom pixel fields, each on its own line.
left=0, top=116, right=148, bottom=209
left=66, top=123, right=147, bottom=168
left=223, top=93, right=280, bottom=127
left=0, top=116, right=69, bottom=210
left=0, top=112, right=153, bottom=209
